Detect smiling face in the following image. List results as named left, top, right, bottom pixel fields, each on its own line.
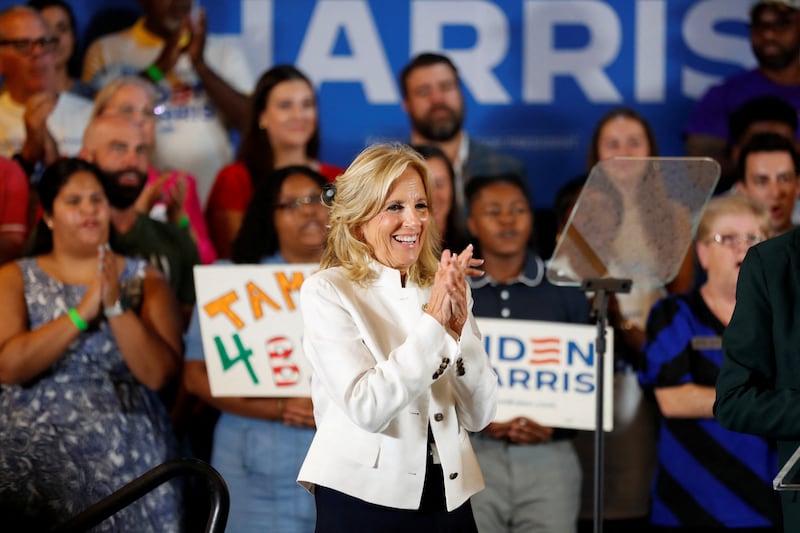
left=597, top=116, right=651, bottom=161
left=48, top=170, right=110, bottom=252
left=274, top=172, right=329, bottom=262
left=259, top=79, right=317, bottom=151
left=359, top=168, right=430, bottom=276
left=39, top=5, right=73, bottom=70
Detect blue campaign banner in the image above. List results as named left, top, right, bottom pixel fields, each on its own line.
left=1, top=0, right=756, bottom=208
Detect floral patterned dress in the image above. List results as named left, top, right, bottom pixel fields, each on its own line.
left=0, top=257, right=181, bottom=532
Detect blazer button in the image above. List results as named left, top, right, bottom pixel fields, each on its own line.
left=432, top=371, right=440, bottom=380
left=434, top=413, right=444, bottom=422
left=442, top=357, right=450, bottom=365
left=449, top=472, right=458, bottom=480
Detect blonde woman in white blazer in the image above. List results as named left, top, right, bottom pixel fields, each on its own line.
left=298, top=143, right=498, bottom=532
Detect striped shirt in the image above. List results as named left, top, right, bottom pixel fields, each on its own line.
left=639, top=290, right=780, bottom=528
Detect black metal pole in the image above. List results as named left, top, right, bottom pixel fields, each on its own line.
left=51, top=457, right=229, bottom=533
left=581, top=278, right=631, bottom=533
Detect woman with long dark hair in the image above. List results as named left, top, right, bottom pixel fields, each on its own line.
left=205, top=65, right=343, bottom=258
left=0, top=158, right=182, bottom=530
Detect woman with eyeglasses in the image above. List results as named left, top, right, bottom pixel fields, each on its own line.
left=92, top=76, right=216, bottom=264
left=638, top=195, right=780, bottom=532
left=183, top=165, right=328, bottom=532
left=205, top=65, right=343, bottom=259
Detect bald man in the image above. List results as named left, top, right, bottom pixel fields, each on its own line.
left=81, top=115, right=198, bottom=327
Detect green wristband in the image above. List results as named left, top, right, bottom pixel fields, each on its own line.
left=145, top=64, right=165, bottom=82
left=67, top=308, right=88, bottom=331
left=177, top=214, right=190, bottom=228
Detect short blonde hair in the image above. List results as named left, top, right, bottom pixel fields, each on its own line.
left=91, top=76, right=158, bottom=119
left=320, top=143, right=441, bottom=286
left=696, top=194, right=771, bottom=242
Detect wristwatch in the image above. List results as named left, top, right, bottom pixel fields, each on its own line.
left=104, top=299, right=125, bottom=318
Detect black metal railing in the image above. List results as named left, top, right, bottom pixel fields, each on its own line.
left=50, top=457, right=229, bottom=533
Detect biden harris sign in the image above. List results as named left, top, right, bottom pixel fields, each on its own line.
left=476, top=318, right=614, bottom=431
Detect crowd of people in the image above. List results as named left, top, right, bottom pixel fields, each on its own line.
left=0, top=0, right=800, bottom=531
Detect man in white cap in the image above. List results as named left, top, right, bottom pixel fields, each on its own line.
left=685, top=0, right=800, bottom=191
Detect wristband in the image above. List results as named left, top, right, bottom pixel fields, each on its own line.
left=145, top=64, right=165, bottom=82
left=67, top=308, right=88, bottom=331
left=177, top=214, right=190, bottom=228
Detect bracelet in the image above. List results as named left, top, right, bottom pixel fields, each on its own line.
left=67, top=308, right=88, bottom=331
left=176, top=214, right=190, bottom=228
left=145, top=64, right=165, bottom=82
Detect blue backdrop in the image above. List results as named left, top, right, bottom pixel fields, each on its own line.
left=1, top=0, right=757, bottom=208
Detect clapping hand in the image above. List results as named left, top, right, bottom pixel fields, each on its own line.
left=21, top=92, right=59, bottom=165
left=134, top=171, right=188, bottom=224
left=425, top=244, right=484, bottom=334
left=185, top=8, right=208, bottom=66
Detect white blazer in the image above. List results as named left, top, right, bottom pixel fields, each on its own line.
left=297, top=262, right=498, bottom=512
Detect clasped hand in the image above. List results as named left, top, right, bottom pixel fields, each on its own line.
left=425, top=244, right=483, bottom=334
left=75, top=244, right=122, bottom=322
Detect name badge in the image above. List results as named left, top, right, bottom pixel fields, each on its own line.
left=691, top=335, right=722, bottom=350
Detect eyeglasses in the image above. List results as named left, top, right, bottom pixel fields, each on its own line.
left=708, top=233, right=764, bottom=249
left=275, top=194, right=325, bottom=211
left=0, top=36, right=59, bottom=56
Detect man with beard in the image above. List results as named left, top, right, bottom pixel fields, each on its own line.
left=685, top=0, right=800, bottom=191
left=400, top=53, right=525, bottom=236
left=80, top=115, right=199, bottom=328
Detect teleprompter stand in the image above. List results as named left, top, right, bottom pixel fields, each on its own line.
left=547, top=157, right=720, bottom=533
